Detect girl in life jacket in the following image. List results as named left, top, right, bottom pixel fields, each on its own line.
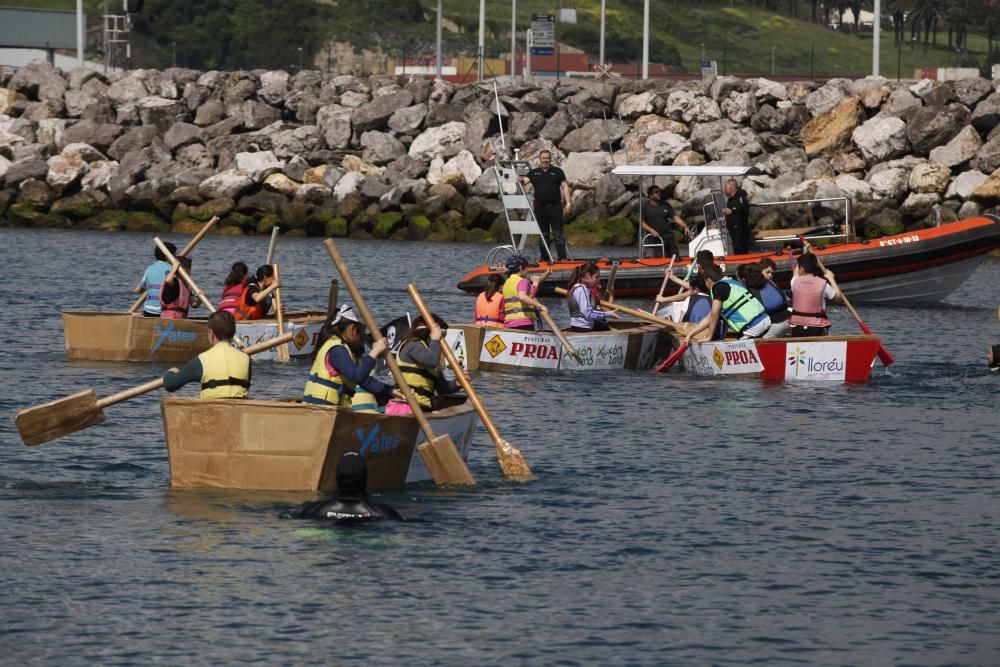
left=789, top=251, right=843, bottom=337
left=565, top=262, right=618, bottom=332
left=384, top=313, right=467, bottom=416
left=683, top=264, right=770, bottom=344
left=159, top=256, right=201, bottom=319
left=219, top=261, right=249, bottom=315
left=234, top=265, right=281, bottom=321
left=748, top=258, right=791, bottom=338
left=303, top=305, right=398, bottom=409
left=474, top=274, right=505, bottom=327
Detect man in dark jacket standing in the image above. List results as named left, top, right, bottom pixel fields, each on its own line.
left=520, top=150, right=572, bottom=262
left=723, top=178, right=752, bottom=255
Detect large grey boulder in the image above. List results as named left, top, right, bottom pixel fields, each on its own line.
left=705, top=127, right=764, bottom=160
left=908, top=162, right=950, bottom=194
left=138, top=96, right=188, bottom=132
left=900, top=192, right=940, bottom=218
left=616, top=91, right=663, bottom=119
left=316, top=105, right=352, bottom=149
left=952, top=78, right=992, bottom=107
left=408, top=121, right=466, bottom=162
left=199, top=170, right=254, bottom=199
left=105, top=71, right=150, bottom=105
left=945, top=170, right=988, bottom=199
left=351, top=90, right=414, bottom=133
left=108, top=126, right=159, bottom=161
left=388, top=103, right=427, bottom=134
left=194, top=99, right=225, bottom=127
left=971, top=92, right=1000, bottom=133
left=4, top=158, right=48, bottom=187
left=867, top=166, right=910, bottom=199
left=972, top=134, right=1000, bottom=174
left=227, top=100, right=280, bottom=130
left=234, top=150, right=284, bottom=182
left=644, top=131, right=691, bottom=163
left=561, top=151, right=613, bottom=188
left=805, top=78, right=852, bottom=116
left=361, top=130, right=405, bottom=165
left=62, top=121, right=124, bottom=152
left=80, top=160, right=119, bottom=191
left=9, top=63, right=67, bottom=102
left=928, top=125, right=982, bottom=168
left=559, top=118, right=623, bottom=153
left=164, top=122, right=203, bottom=152
left=906, top=104, right=971, bottom=156
left=852, top=116, right=909, bottom=164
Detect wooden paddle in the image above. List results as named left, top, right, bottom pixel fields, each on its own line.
left=800, top=238, right=894, bottom=367
left=604, top=261, right=619, bottom=301
left=326, top=279, right=340, bottom=318
left=653, top=342, right=688, bottom=373
left=129, top=216, right=220, bottom=314
left=266, top=225, right=280, bottom=265
left=538, top=310, right=583, bottom=363
left=153, top=237, right=217, bottom=313
left=272, top=263, right=289, bottom=362
left=323, top=238, right=474, bottom=486
left=407, top=283, right=532, bottom=480
left=15, top=332, right=295, bottom=446
left=650, top=254, right=676, bottom=313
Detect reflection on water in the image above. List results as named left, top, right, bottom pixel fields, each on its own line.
left=1, top=228, right=999, bottom=665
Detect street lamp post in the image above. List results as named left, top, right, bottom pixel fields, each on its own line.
left=511, top=0, right=516, bottom=79
left=599, top=0, right=606, bottom=66
left=872, top=0, right=881, bottom=76
left=435, top=0, right=442, bottom=80
left=641, top=0, right=649, bottom=80
left=478, top=0, right=485, bottom=82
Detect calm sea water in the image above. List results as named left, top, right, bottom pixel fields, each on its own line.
left=1, top=227, right=998, bottom=666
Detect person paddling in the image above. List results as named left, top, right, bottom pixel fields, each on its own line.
left=502, top=255, right=549, bottom=331
left=234, top=265, right=281, bottom=321
left=789, top=251, right=843, bottom=337
left=134, top=241, right=176, bottom=317
left=163, top=311, right=251, bottom=398
left=303, top=305, right=398, bottom=410
left=565, top=262, right=618, bottom=332
left=683, top=264, right=770, bottom=344
left=385, top=313, right=466, bottom=415
left=159, top=256, right=200, bottom=320
left=292, top=453, right=402, bottom=523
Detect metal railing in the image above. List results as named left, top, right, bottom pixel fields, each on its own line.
left=704, top=196, right=854, bottom=245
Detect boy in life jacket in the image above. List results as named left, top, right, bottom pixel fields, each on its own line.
left=384, top=313, right=467, bottom=416
left=502, top=255, right=549, bottom=331
left=303, top=305, right=399, bottom=410
left=474, top=274, right=505, bottom=327
left=683, top=264, right=770, bottom=344
left=159, top=256, right=201, bottom=319
left=565, top=262, right=618, bottom=332
left=234, top=265, right=281, bottom=321
left=291, top=453, right=402, bottom=523
left=163, top=311, right=251, bottom=398
left=134, top=241, right=176, bottom=317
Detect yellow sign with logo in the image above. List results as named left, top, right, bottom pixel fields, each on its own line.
left=713, top=347, right=725, bottom=369
left=484, top=334, right=508, bottom=358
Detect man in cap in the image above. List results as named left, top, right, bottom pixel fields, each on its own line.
left=303, top=304, right=399, bottom=409
left=292, top=453, right=402, bottom=523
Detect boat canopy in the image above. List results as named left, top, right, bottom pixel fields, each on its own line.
left=611, top=165, right=753, bottom=177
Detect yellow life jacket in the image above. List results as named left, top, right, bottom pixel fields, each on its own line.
left=350, top=389, right=380, bottom=413
left=395, top=340, right=439, bottom=409
left=198, top=342, right=250, bottom=399
left=502, top=274, right=537, bottom=326
left=303, top=335, right=356, bottom=407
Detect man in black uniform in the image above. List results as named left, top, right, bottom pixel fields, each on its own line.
left=722, top=178, right=753, bottom=255
left=640, top=185, right=691, bottom=259
left=520, top=150, right=572, bottom=262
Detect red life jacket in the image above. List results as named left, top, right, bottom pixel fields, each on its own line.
left=160, top=280, right=191, bottom=319
left=234, top=282, right=264, bottom=321
left=474, top=292, right=504, bottom=326
left=219, top=279, right=246, bottom=314
left=789, top=275, right=830, bottom=328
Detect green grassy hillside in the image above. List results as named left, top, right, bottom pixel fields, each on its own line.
left=10, top=0, right=996, bottom=78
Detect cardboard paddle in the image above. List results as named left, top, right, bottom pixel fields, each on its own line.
left=265, top=225, right=279, bottom=265
left=800, top=238, right=894, bottom=367
left=323, top=238, right=474, bottom=486
left=129, top=216, right=219, bottom=313
left=650, top=254, right=676, bottom=313
left=653, top=342, right=689, bottom=373
left=603, top=261, right=619, bottom=301
left=406, top=283, right=532, bottom=480
left=15, top=332, right=295, bottom=446
left=272, top=263, right=289, bottom=362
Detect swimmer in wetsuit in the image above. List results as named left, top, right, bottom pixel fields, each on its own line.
left=292, top=453, right=402, bottom=523
left=989, top=344, right=1000, bottom=373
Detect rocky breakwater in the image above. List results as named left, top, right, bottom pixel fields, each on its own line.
left=1, top=63, right=1000, bottom=246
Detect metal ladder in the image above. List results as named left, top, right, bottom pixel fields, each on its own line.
left=493, top=162, right=553, bottom=262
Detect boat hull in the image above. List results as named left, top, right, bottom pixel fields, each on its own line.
left=62, top=311, right=327, bottom=363
left=457, top=216, right=1000, bottom=304
left=162, top=397, right=477, bottom=491
left=445, top=322, right=673, bottom=372
left=681, top=334, right=880, bottom=382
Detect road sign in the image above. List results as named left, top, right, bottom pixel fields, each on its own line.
left=530, top=13, right=555, bottom=56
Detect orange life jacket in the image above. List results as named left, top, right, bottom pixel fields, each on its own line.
left=474, top=292, right=504, bottom=326
left=233, top=282, right=264, bottom=321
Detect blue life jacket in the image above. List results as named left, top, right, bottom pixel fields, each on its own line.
left=756, top=281, right=790, bottom=323
left=685, top=293, right=726, bottom=339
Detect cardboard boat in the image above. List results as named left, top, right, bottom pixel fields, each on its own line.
left=62, top=310, right=327, bottom=363
left=680, top=334, right=881, bottom=382
left=162, top=397, right=478, bottom=491
left=458, top=217, right=1000, bottom=305
left=444, top=321, right=674, bottom=372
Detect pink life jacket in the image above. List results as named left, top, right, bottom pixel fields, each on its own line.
left=789, top=275, right=830, bottom=328
left=219, top=280, right=246, bottom=314
left=160, top=281, right=192, bottom=319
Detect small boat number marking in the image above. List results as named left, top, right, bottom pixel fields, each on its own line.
left=878, top=235, right=920, bottom=247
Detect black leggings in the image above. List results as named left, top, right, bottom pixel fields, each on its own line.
left=790, top=325, right=829, bottom=337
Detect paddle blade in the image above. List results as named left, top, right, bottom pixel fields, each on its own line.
left=417, top=435, right=475, bottom=485
left=876, top=343, right=895, bottom=366
left=654, top=342, right=689, bottom=373
left=15, top=389, right=105, bottom=446
left=495, top=438, right=533, bottom=479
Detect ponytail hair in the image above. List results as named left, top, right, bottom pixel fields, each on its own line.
left=224, top=261, right=249, bottom=287
left=796, top=252, right=824, bottom=279
left=484, top=273, right=503, bottom=301
left=565, top=262, right=601, bottom=297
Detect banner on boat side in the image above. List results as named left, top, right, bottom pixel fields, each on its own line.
left=684, top=340, right=764, bottom=375
left=783, top=341, right=847, bottom=381
left=637, top=332, right=659, bottom=370
left=444, top=328, right=469, bottom=371
left=480, top=330, right=561, bottom=369
left=560, top=333, right=629, bottom=370
left=232, top=321, right=322, bottom=359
